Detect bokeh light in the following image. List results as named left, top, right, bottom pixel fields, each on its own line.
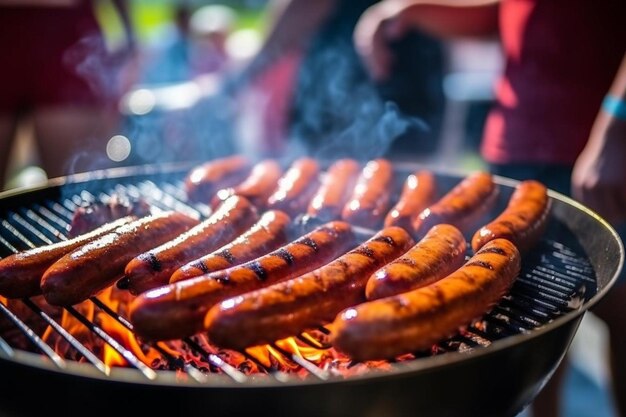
left=106, top=135, right=132, bottom=162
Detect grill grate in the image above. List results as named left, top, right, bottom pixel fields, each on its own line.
left=0, top=175, right=596, bottom=384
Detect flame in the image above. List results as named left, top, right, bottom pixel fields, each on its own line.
left=43, top=298, right=97, bottom=360
left=155, top=340, right=182, bottom=358
left=275, top=335, right=327, bottom=363
left=245, top=345, right=274, bottom=369
left=41, top=286, right=162, bottom=368
left=95, top=287, right=161, bottom=368
left=243, top=332, right=334, bottom=372
left=33, top=284, right=404, bottom=377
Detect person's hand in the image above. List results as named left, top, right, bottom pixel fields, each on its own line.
left=353, top=1, right=418, bottom=81
left=572, top=112, right=626, bottom=225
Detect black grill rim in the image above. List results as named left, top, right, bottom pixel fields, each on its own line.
left=0, top=161, right=623, bottom=388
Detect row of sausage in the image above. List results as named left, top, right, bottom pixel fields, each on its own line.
left=0, top=156, right=551, bottom=360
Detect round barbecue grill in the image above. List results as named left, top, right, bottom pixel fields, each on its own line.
left=0, top=162, right=622, bottom=417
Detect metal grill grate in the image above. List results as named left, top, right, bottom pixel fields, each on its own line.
left=0, top=175, right=596, bottom=384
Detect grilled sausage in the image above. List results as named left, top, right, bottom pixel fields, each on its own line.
left=306, top=159, right=360, bottom=222
left=211, top=159, right=283, bottom=210
left=129, top=221, right=355, bottom=341
left=0, top=216, right=138, bottom=299
left=266, top=158, right=320, bottom=217
left=170, top=210, right=291, bottom=283
left=124, top=196, right=259, bottom=295
left=68, top=195, right=150, bottom=238
left=185, top=155, right=251, bottom=203
left=40, top=211, right=198, bottom=306
left=341, top=159, right=394, bottom=228
left=332, top=238, right=521, bottom=361
left=366, top=224, right=467, bottom=300
left=413, top=171, right=498, bottom=239
left=204, top=227, right=414, bottom=350
left=472, top=180, right=551, bottom=253
left=384, top=170, right=436, bottom=230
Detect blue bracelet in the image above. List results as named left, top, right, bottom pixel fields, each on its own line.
left=602, top=95, right=626, bottom=120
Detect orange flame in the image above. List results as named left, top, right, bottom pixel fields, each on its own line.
left=275, top=335, right=328, bottom=363
left=41, top=286, right=162, bottom=368
left=34, top=285, right=401, bottom=377
left=43, top=298, right=97, bottom=360
left=243, top=332, right=334, bottom=372
left=95, top=287, right=161, bottom=368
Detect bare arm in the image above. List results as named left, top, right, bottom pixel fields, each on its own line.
left=111, top=0, right=136, bottom=51
left=354, top=0, right=500, bottom=80
left=572, top=53, right=626, bottom=224
left=242, top=0, right=335, bottom=80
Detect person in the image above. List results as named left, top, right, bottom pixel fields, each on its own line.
left=0, top=0, right=136, bottom=190
left=353, top=1, right=626, bottom=416
left=230, top=0, right=447, bottom=160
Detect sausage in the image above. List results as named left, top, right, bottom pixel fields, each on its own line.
left=306, top=159, right=360, bottom=222
left=124, top=196, right=259, bottom=295
left=169, top=210, right=291, bottom=283
left=68, top=195, right=150, bottom=237
left=384, top=170, right=436, bottom=230
left=185, top=155, right=251, bottom=203
left=204, top=227, right=414, bottom=350
left=0, top=216, right=138, bottom=299
left=413, top=171, right=499, bottom=239
left=266, top=158, right=320, bottom=217
left=40, top=211, right=198, bottom=306
left=211, top=159, right=283, bottom=210
left=331, top=238, right=521, bottom=361
left=129, top=221, right=356, bottom=341
left=365, top=224, right=467, bottom=300
left=471, top=180, right=551, bottom=253
left=341, top=159, right=394, bottom=228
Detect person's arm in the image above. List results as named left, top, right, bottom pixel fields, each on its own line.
left=240, top=0, right=335, bottom=81
left=354, top=0, right=500, bottom=80
left=572, top=53, right=626, bottom=224
left=111, top=0, right=136, bottom=51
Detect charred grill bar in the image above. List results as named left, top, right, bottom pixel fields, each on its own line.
left=0, top=163, right=621, bottom=417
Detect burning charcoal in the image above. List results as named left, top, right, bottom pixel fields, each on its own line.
left=236, top=361, right=254, bottom=374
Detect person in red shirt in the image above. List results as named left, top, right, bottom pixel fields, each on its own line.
left=354, top=1, right=626, bottom=416
left=0, top=0, right=136, bottom=189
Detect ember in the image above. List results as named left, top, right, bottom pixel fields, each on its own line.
left=35, top=279, right=416, bottom=378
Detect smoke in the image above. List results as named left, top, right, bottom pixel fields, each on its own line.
left=63, top=32, right=130, bottom=103
left=58, top=8, right=443, bottom=177
left=281, top=34, right=432, bottom=163
left=52, top=32, right=135, bottom=179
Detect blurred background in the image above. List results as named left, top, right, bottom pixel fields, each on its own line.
left=0, top=2, right=618, bottom=416
left=4, top=0, right=271, bottom=189
left=3, top=0, right=500, bottom=190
